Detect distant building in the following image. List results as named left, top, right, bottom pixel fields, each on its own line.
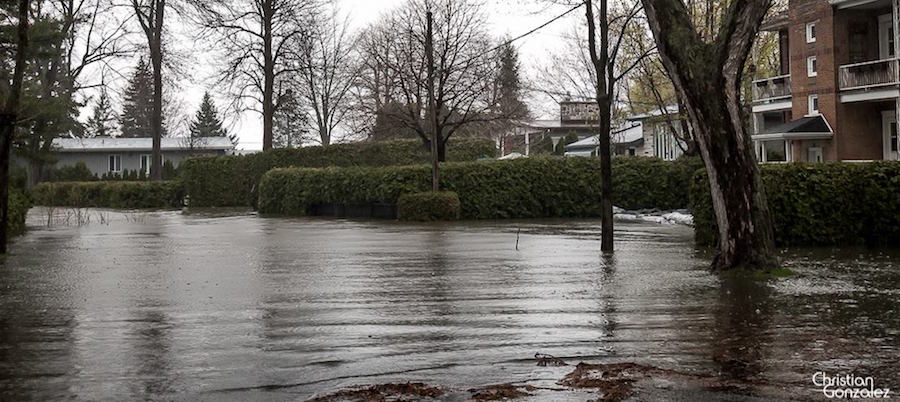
left=499, top=101, right=600, bottom=156
left=49, top=137, right=235, bottom=176
left=564, top=106, right=686, bottom=160
left=750, top=1, right=900, bottom=162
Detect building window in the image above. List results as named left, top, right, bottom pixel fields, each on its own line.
left=807, top=56, right=817, bottom=77
left=757, top=140, right=788, bottom=163
left=140, top=154, right=151, bottom=175
left=808, top=94, right=819, bottom=115
left=108, top=154, right=121, bottom=173
left=806, top=22, right=817, bottom=43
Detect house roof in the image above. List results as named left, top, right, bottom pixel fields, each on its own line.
left=754, top=115, right=834, bottom=140
left=565, top=123, right=643, bottom=151
left=625, top=105, right=680, bottom=121
left=52, top=136, right=235, bottom=153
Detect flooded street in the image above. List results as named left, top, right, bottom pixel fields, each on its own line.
left=1, top=209, right=898, bottom=401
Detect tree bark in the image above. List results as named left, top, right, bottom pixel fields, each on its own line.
left=426, top=10, right=440, bottom=192
left=640, top=0, right=777, bottom=271
left=1, top=0, right=30, bottom=254
left=149, top=1, right=164, bottom=181
left=261, top=0, right=275, bottom=151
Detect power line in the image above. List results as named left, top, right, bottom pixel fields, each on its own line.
left=461, top=3, right=584, bottom=64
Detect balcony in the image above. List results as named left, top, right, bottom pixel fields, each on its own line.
left=752, top=74, right=791, bottom=102
left=839, top=58, right=899, bottom=91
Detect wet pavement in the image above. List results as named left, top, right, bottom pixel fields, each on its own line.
left=0, top=208, right=898, bottom=401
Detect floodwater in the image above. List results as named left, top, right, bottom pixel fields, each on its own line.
left=0, top=208, right=898, bottom=401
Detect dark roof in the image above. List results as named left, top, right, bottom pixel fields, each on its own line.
left=762, top=115, right=831, bottom=135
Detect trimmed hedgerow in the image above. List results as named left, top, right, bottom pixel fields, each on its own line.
left=7, top=188, right=31, bottom=237
left=612, top=156, right=702, bottom=211
left=691, top=162, right=900, bottom=247
left=397, top=191, right=461, bottom=221
left=259, top=157, right=698, bottom=219
left=181, top=138, right=497, bottom=207
left=31, top=181, right=185, bottom=209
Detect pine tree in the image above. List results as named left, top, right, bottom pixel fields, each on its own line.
left=272, top=89, right=308, bottom=148
left=189, top=92, right=228, bottom=138
left=494, top=43, right=529, bottom=121
left=84, top=89, right=117, bottom=138
left=119, top=58, right=159, bottom=138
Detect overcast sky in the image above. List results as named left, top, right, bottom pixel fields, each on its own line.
left=168, top=0, right=579, bottom=150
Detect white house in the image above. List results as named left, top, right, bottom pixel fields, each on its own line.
left=564, top=107, right=686, bottom=160
left=50, top=136, right=235, bottom=176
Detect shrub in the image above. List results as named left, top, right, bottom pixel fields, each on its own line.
left=7, top=188, right=31, bottom=237
left=397, top=191, right=461, bottom=221
left=259, top=157, right=696, bottom=219
left=182, top=138, right=497, bottom=207
left=45, top=162, right=97, bottom=182
left=612, top=156, right=702, bottom=211
left=31, top=181, right=185, bottom=209
left=690, top=162, right=900, bottom=247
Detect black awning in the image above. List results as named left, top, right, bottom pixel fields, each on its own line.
left=755, top=115, right=833, bottom=140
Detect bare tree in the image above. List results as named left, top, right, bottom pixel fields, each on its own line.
left=377, top=0, right=499, bottom=162
left=640, top=0, right=777, bottom=271
left=351, top=23, right=401, bottom=137
left=17, top=0, right=130, bottom=182
left=195, top=0, right=315, bottom=151
left=1, top=0, right=30, bottom=253
left=584, top=0, right=654, bottom=254
left=294, top=5, right=359, bottom=146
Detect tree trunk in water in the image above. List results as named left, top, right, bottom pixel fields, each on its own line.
left=1, top=0, right=30, bottom=254
left=149, top=1, right=164, bottom=181
left=585, top=0, right=614, bottom=254
left=641, top=0, right=776, bottom=271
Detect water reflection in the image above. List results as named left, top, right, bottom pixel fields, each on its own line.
left=711, top=276, right=773, bottom=382
left=0, top=211, right=897, bottom=399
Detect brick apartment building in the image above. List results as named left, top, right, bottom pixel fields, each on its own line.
left=751, top=0, right=900, bottom=162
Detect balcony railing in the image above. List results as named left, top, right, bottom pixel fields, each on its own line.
left=839, top=58, right=899, bottom=91
left=752, top=74, right=791, bottom=102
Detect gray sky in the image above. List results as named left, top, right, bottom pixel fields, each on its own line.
left=173, top=0, right=579, bottom=150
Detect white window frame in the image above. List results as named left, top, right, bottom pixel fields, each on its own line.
left=108, top=154, right=122, bottom=173
left=806, top=21, right=817, bottom=43
left=755, top=139, right=791, bottom=164
left=807, top=56, right=818, bottom=77
left=808, top=147, right=824, bottom=163
left=140, top=154, right=151, bottom=175
left=808, top=94, right=819, bottom=116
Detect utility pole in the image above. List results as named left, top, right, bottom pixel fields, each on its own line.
left=426, top=9, right=439, bottom=192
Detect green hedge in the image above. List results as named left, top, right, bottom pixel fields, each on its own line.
left=258, top=157, right=698, bottom=219
left=398, top=191, right=461, bottom=221
left=181, top=138, right=497, bottom=207
left=612, top=156, right=702, bottom=211
left=7, top=188, right=31, bottom=237
left=691, top=162, right=900, bottom=247
left=31, top=181, right=185, bottom=209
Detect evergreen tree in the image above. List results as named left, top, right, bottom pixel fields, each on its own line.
left=272, top=89, right=308, bottom=148
left=189, top=92, right=227, bottom=138
left=494, top=42, right=529, bottom=121
left=119, top=58, right=159, bottom=138
left=84, top=89, right=117, bottom=138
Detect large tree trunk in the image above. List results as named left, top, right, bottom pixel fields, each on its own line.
left=149, top=0, right=165, bottom=181
left=261, top=0, right=275, bottom=151
left=1, top=0, right=30, bottom=254
left=641, top=0, right=776, bottom=271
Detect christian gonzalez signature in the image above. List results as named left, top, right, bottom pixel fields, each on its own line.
left=813, top=372, right=892, bottom=399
